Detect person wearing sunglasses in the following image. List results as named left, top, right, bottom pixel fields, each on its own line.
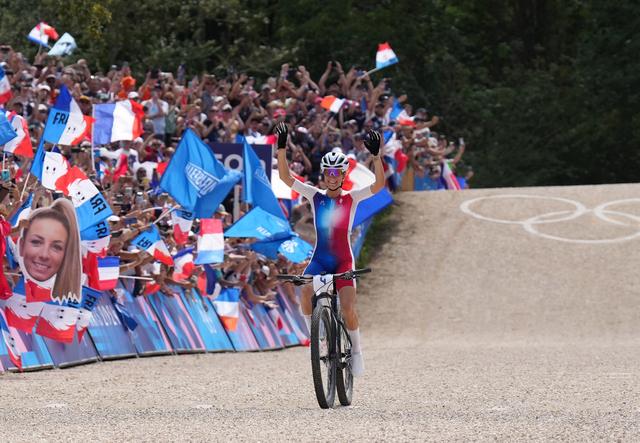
left=275, top=122, right=385, bottom=377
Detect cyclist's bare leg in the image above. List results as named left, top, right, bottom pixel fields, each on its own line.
left=300, top=283, right=314, bottom=331
left=301, top=283, right=314, bottom=315
left=339, top=285, right=364, bottom=375
left=338, top=286, right=358, bottom=330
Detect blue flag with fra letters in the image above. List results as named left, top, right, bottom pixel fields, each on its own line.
left=160, top=129, right=241, bottom=218
left=241, top=137, right=286, bottom=220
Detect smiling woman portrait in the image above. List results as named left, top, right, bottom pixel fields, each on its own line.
left=18, top=198, right=82, bottom=302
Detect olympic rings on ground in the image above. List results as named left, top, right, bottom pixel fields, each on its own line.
left=459, top=195, right=640, bottom=244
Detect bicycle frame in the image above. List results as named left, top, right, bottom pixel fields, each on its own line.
left=310, top=274, right=352, bottom=354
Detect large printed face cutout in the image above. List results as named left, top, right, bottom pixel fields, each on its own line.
left=19, top=218, right=68, bottom=282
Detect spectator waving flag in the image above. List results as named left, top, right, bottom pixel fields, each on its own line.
left=440, top=161, right=461, bottom=190
left=42, top=85, right=93, bottom=146
left=212, top=288, right=241, bottom=331
left=0, top=66, right=12, bottom=104
left=171, top=208, right=194, bottom=246
left=93, top=99, right=145, bottom=145
left=132, top=225, right=174, bottom=265
left=197, top=264, right=222, bottom=299
left=172, top=248, right=195, bottom=282
left=2, top=112, right=33, bottom=158
left=320, top=95, right=345, bottom=113
left=27, top=22, right=59, bottom=47
left=242, top=137, right=286, bottom=220
left=159, top=129, right=242, bottom=218
left=376, top=42, right=399, bottom=69
left=54, top=166, right=114, bottom=231
left=194, top=218, right=224, bottom=264
left=0, top=110, right=17, bottom=146
left=88, top=256, right=120, bottom=290
left=47, top=32, right=77, bottom=57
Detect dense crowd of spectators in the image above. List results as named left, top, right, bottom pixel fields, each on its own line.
left=0, top=44, right=472, bottom=308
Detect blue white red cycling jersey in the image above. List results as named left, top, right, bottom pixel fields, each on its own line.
left=292, top=179, right=372, bottom=290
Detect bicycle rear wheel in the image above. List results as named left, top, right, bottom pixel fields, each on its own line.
left=310, top=304, right=336, bottom=409
left=336, top=323, right=353, bottom=406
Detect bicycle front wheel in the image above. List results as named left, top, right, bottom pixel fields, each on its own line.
left=336, top=323, right=353, bottom=406
left=310, top=305, right=336, bottom=409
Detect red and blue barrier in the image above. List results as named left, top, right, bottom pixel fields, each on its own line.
left=0, top=282, right=306, bottom=371
left=0, top=217, right=375, bottom=372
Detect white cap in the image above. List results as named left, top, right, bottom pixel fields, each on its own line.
left=128, top=91, right=139, bottom=99
left=261, top=265, right=270, bottom=276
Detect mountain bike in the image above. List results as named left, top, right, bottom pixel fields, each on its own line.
left=277, top=268, right=371, bottom=409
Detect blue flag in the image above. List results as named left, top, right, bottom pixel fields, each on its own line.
left=251, top=233, right=313, bottom=263
left=389, top=97, right=404, bottom=121
left=0, top=110, right=17, bottom=145
left=353, top=187, right=393, bottom=226
left=30, top=137, right=46, bottom=178
left=242, top=137, right=286, bottom=220
left=224, top=206, right=292, bottom=240
left=159, top=129, right=241, bottom=218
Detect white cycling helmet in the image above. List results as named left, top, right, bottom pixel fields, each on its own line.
left=320, top=151, right=349, bottom=172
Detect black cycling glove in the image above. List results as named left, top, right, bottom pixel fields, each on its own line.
left=364, top=130, right=381, bottom=156
left=274, top=122, right=288, bottom=150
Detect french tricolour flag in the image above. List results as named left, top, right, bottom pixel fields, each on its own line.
left=194, top=218, right=224, bottom=264
left=172, top=248, right=195, bottom=281
left=212, top=288, right=240, bottom=332
left=320, top=95, right=345, bottom=113
left=0, top=65, right=12, bottom=104
left=2, top=112, right=33, bottom=158
left=171, top=208, right=194, bottom=246
left=27, top=22, right=59, bottom=47
left=93, top=100, right=145, bottom=145
left=376, top=42, right=399, bottom=70
left=132, top=225, right=174, bottom=266
left=42, top=85, right=93, bottom=146
left=94, top=256, right=120, bottom=290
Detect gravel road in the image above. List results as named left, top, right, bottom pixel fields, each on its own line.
left=2, top=184, right=640, bottom=441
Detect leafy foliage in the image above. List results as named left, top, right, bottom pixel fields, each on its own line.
left=1, top=0, right=637, bottom=187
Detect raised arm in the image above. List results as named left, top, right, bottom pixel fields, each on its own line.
left=364, top=130, right=385, bottom=195
left=275, top=122, right=294, bottom=187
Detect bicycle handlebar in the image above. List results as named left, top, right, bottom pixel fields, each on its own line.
left=276, top=268, right=371, bottom=286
